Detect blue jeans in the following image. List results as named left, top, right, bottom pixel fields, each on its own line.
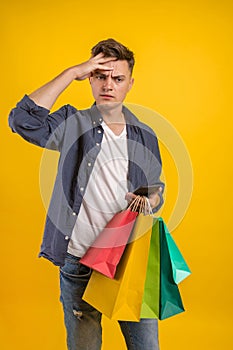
left=60, top=253, right=159, bottom=350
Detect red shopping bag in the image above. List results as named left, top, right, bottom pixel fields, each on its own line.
left=80, top=208, right=138, bottom=278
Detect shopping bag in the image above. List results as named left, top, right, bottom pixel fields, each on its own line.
left=159, top=218, right=185, bottom=320
left=82, top=213, right=153, bottom=321
left=162, top=220, right=191, bottom=284
left=80, top=209, right=138, bottom=278
left=140, top=218, right=160, bottom=318
left=141, top=217, right=190, bottom=320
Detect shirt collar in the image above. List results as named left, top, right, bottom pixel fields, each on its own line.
left=90, top=103, right=104, bottom=126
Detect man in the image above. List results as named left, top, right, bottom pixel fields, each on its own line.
left=9, top=38, right=164, bottom=350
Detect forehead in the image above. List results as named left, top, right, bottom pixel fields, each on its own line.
left=98, top=59, right=131, bottom=76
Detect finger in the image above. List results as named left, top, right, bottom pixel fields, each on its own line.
left=94, top=63, right=114, bottom=71
left=92, top=52, right=105, bottom=58
left=149, top=194, right=160, bottom=208
left=98, top=56, right=117, bottom=63
left=91, top=54, right=117, bottom=64
left=125, top=192, right=137, bottom=202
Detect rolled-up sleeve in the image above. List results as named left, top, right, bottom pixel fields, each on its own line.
left=8, top=95, right=77, bottom=150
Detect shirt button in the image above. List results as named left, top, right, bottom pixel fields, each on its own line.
left=87, top=162, right=92, bottom=167
left=65, top=236, right=69, bottom=240
left=99, top=118, right=102, bottom=122
left=97, top=129, right=102, bottom=134
left=93, top=121, right=96, bottom=125
left=80, top=187, right=84, bottom=191
left=96, top=143, right=100, bottom=146
left=72, top=212, right=77, bottom=216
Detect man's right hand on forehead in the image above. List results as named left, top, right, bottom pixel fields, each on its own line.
left=73, top=53, right=117, bottom=81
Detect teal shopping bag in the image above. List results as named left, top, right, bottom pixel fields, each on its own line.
left=159, top=218, right=185, bottom=320
left=140, top=218, right=160, bottom=318
left=163, top=220, right=191, bottom=284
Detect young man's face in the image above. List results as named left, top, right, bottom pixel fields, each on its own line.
left=89, top=59, right=134, bottom=105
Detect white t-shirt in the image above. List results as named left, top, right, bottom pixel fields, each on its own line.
left=68, top=122, right=128, bottom=257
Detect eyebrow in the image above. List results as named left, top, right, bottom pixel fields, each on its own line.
left=94, top=71, right=126, bottom=78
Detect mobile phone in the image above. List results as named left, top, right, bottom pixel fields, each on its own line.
left=133, top=185, right=161, bottom=197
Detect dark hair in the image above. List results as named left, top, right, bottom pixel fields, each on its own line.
left=91, top=38, right=135, bottom=74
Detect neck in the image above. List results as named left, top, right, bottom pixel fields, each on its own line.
left=97, top=102, right=125, bottom=125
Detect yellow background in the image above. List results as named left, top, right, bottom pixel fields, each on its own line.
left=1, top=0, right=233, bottom=349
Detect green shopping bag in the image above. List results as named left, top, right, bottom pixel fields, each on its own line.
left=159, top=218, right=185, bottom=320
left=163, top=220, right=191, bottom=284
left=140, top=218, right=160, bottom=318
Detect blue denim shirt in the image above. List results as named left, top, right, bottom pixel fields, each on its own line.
left=9, top=95, right=164, bottom=266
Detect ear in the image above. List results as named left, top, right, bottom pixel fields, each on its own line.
left=128, top=77, right=134, bottom=92
left=89, top=71, right=94, bottom=84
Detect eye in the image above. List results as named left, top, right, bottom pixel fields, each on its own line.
left=115, top=77, right=124, bottom=83
left=95, top=74, right=105, bottom=80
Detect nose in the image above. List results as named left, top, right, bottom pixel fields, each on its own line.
left=103, top=75, right=113, bottom=91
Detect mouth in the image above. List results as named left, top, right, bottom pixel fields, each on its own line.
left=100, top=94, right=114, bottom=99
